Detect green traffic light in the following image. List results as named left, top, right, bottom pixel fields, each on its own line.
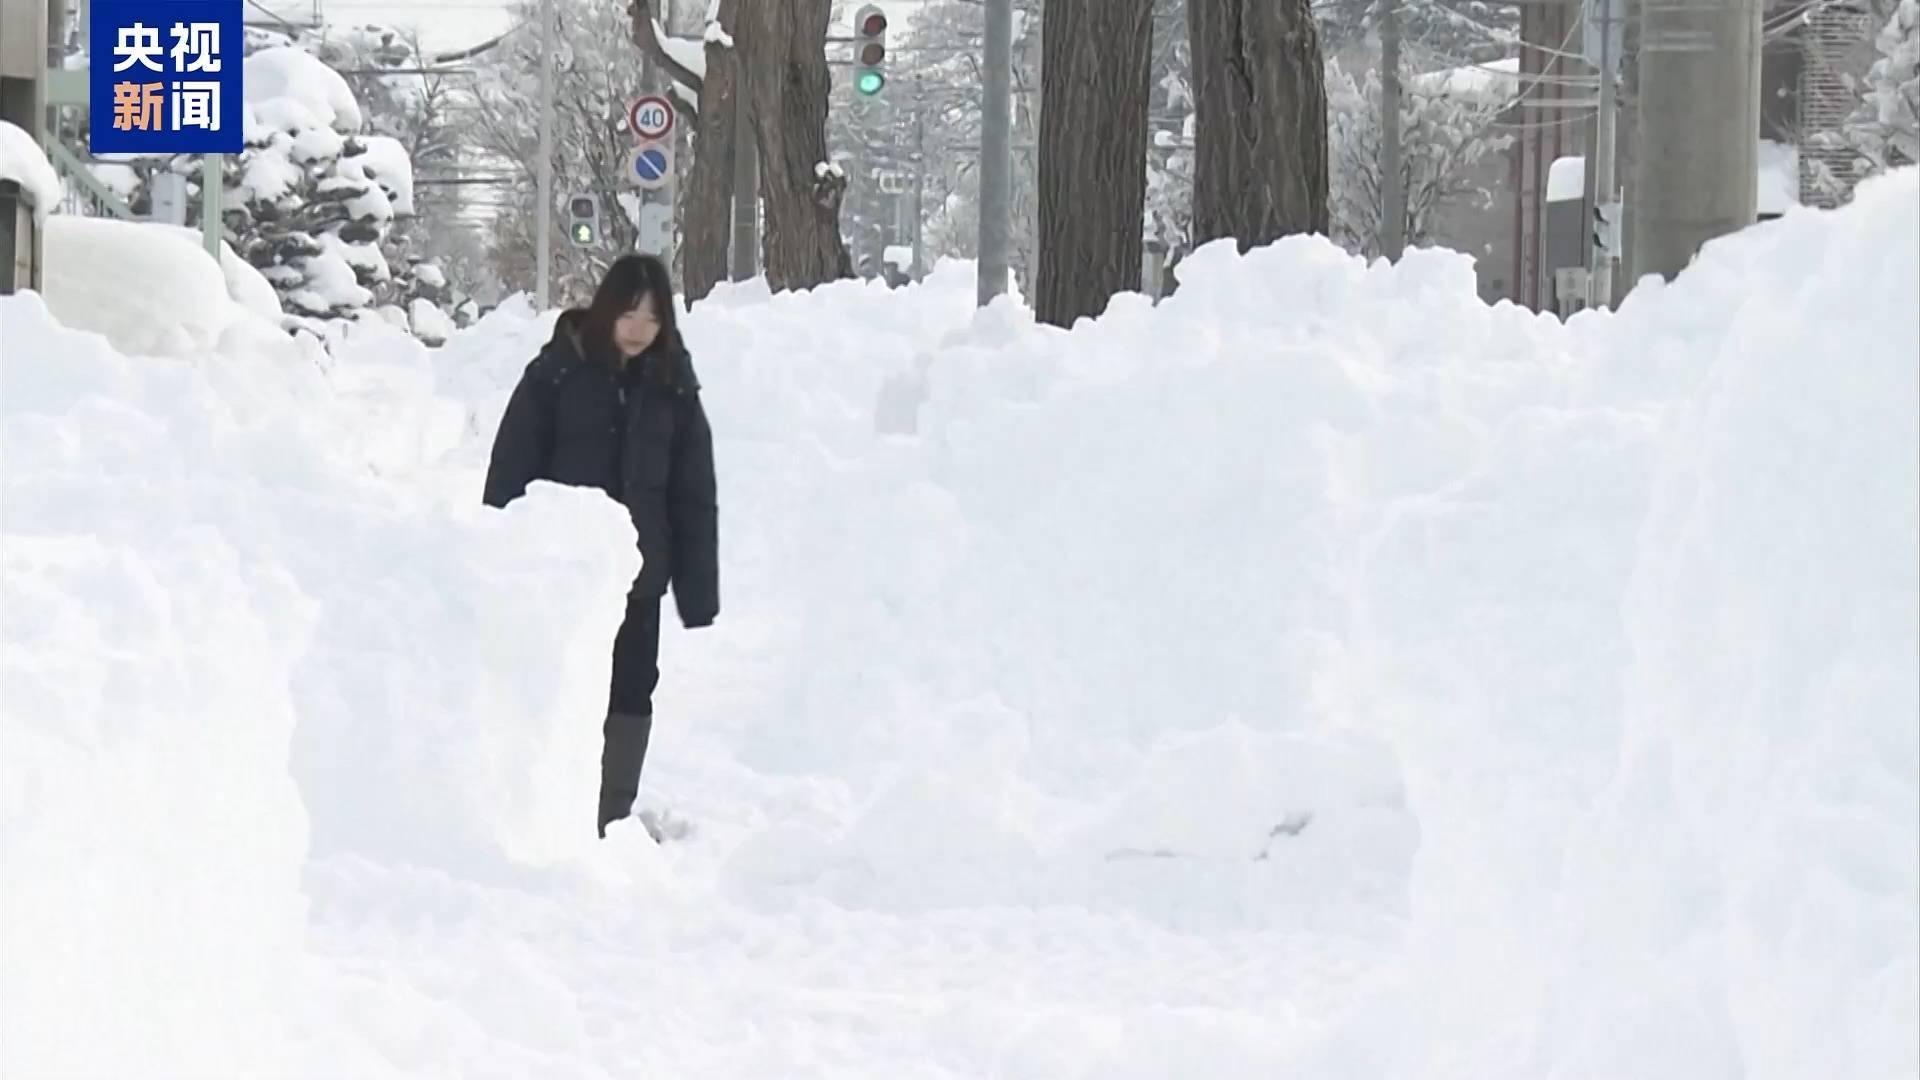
left=571, top=222, right=595, bottom=245
left=855, top=70, right=885, bottom=96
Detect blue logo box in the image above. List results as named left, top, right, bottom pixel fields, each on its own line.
left=89, top=0, right=244, bottom=154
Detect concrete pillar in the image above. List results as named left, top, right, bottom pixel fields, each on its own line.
left=1, top=0, right=49, bottom=140
left=1, top=0, right=49, bottom=292
left=1629, top=0, right=1763, bottom=282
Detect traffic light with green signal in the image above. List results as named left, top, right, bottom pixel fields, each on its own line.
left=567, top=193, right=600, bottom=248
left=853, top=5, right=887, bottom=96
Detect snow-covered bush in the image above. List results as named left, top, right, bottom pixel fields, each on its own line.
left=226, top=47, right=417, bottom=338
left=61, top=31, right=465, bottom=347
left=284, top=23, right=478, bottom=335
left=1845, top=0, right=1919, bottom=174
left=1327, top=57, right=1514, bottom=257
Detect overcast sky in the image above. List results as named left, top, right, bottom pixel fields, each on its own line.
left=252, top=0, right=930, bottom=56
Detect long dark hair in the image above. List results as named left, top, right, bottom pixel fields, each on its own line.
left=579, top=254, right=684, bottom=377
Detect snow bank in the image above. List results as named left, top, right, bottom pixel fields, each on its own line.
left=0, top=119, right=62, bottom=221
left=1, top=293, right=313, bottom=1077
left=2, top=268, right=637, bottom=1074
left=41, top=216, right=284, bottom=356
left=5, top=151, right=1913, bottom=1077
left=1543, top=168, right=1918, bottom=1079
left=148, top=222, right=288, bottom=320
left=647, top=168, right=1907, bottom=1069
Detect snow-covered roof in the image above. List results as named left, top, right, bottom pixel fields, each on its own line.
left=0, top=120, right=63, bottom=221
left=1549, top=141, right=1803, bottom=211
left=1548, top=155, right=1585, bottom=202
left=1758, top=138, right=1801, bottom=216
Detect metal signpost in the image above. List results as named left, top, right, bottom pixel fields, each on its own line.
left=626, top=94, right=677, bottom=268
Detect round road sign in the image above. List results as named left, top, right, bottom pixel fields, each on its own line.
left=628, top=95, right=675, bottom=141
left=627, top=143, right=673, bottom=190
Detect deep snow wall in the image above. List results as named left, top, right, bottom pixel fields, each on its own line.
left=1, top=167, right=1914, bottom=1078
left=0, top=289, right=636, bottom=1076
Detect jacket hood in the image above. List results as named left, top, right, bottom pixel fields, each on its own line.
left=544, top=307, right=589, bottom=353
left=538, top=307, right=697, bottom=391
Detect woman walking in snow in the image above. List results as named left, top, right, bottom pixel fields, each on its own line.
left=482, top=254, right=719, bottom=840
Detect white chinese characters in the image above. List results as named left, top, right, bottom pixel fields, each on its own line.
left=169, top=22, right=222, bottom=73
left=112, top=23, right=163, bottom=72
left=171, top=82, right=220, bottom=131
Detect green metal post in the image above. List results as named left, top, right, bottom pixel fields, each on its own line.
left=202, top=154, right=223, bottom=258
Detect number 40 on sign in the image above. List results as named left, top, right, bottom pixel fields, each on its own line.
left=628, top=95, right=675, bottom=141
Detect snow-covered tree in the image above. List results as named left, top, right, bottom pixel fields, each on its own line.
left=1189, top=0, right=1329, bottom=251
left=61, top=28, right=466, bottom=344
left=1144, top=0, right=1194, bottom=265
left=885, top=0, right=1044, bottom=287
left=220, top=47, right=420, bottom=339
left=1843, top=0, right=1919, bottom=174
left=1317, top=0, right=1518, bottom=69
left=1326, top=56, right=1512, bottom=257
left=469, top=0, right=651, bottom=303
left=287, top=23, right=479, bottom=331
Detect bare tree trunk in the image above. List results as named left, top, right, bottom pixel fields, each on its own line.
left=1188, top=0, right=1330, bottom=251
left=682, top=0, right=739, bottom=302
left=630, top=0, right=750, bottom=301
left=738, top=0, right=851, bottom=290
left=1375, top=0, right=1405, bottom=259
left=1035, top=0, right=1153, bottom=328
left=629, top=1, right=703, bottom=112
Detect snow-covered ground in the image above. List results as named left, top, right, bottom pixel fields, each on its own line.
left=3, top=168, right=1916, bottom=1079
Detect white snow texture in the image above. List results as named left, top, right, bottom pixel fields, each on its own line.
left=0, top=119, right=64, bottom=221
left=2, top=168, right=1916, bottom=1079
left=41, top=217, right=284, bottom=356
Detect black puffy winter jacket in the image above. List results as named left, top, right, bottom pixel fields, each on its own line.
left=482, top=310, right=719, bottom=629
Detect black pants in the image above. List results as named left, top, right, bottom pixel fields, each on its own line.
left=599, top=585, right=661, bottom=838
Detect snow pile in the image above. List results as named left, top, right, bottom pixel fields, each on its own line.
left=1, top=119, right=63, bottom=220
left=1541, top=169, right=1918, bottom=1077
left=0, top=293, right=314, bottom=1077
left=3, top=157, right=1914, bottom=1077
left=41, top=216, right=285, bottom=357
left=1, top=283, right=635, bottom=1074
left=1254, top=167, right=1917, bottom=1078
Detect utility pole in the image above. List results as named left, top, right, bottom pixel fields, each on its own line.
left=977, top=0, right=1013, bottom=306
left=1378, top=0, right=1406, bottom=260
left=911, top=97, right=926, bottom=279
left=731, top=73, right=758, bottom=282
left=1588, top=0, right=1620, bottom=307
left=535, top=0, right=555, bottom=309
left=1629, top=0, right=1761, bottom=283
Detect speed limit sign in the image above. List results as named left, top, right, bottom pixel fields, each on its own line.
left=628, top=95, right=675, bottom=142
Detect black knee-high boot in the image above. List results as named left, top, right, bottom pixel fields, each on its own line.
left=600, top=584, right=662, bottom=839
left=597, top=710, right=653, bottom=838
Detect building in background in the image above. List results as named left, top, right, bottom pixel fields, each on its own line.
left=1421, top=0, right=1882, bottom=314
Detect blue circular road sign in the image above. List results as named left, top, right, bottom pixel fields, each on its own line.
left=627, top=143, right=673, bottom=190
